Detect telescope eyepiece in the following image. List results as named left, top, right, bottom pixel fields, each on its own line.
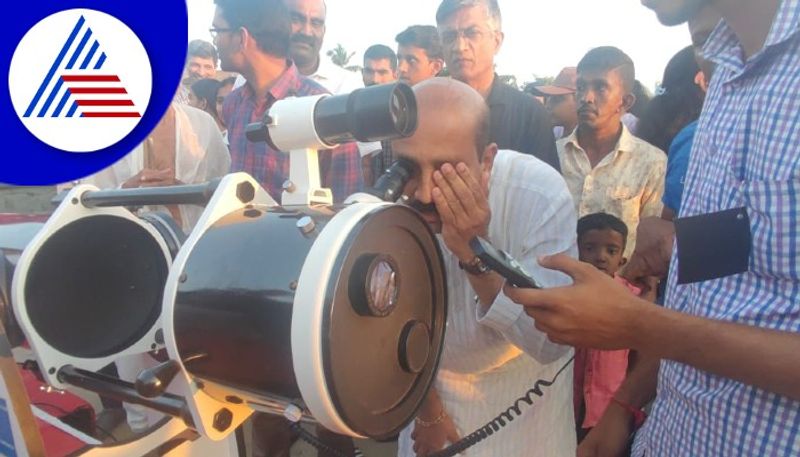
left=367, top=158, right=417, bottom=202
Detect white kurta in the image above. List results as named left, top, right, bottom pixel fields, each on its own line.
left=398, top=150, right=578, bottom=457
left=80, top=103, right=231, bottom=231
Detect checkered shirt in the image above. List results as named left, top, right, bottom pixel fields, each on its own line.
left=633, top=2, right=800, bottom=456
left=222, top=63, right=363, bottom=203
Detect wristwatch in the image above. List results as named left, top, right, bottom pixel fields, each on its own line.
left=458, top=256, right=490, bottom=276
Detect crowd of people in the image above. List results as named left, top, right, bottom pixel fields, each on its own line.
left=76, top=0, right=799, bottom=455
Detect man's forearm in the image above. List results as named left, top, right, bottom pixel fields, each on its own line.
left=614, top=350, right=659, bottom=409
left=637, top=305, right=800, bottom=400
left=419, top=386, right=446, bottom=419
left=469, top=271, right=505, bottom=314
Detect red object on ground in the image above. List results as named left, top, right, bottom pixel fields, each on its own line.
left=21, top=367, right=96, bottom=456
left=0, top=214, right=49, bottom=225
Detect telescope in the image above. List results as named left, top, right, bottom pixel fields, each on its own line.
left=5, top=82, right=447, bottom=454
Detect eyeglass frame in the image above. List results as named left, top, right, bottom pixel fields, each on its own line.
left=209, top=27, right=236, bottom=39
left=439, top=25, right=498, bottom=46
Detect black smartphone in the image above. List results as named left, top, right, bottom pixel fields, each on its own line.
left=469, top=237, right=541, bottom=289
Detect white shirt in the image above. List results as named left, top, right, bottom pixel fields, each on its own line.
left=398, top=150, right=578, bottom=457
left=557, top=125, right=666, bottom=257
left=308, top=56, right=363, bottom=95
left=79, top=103, right=231, bottom=231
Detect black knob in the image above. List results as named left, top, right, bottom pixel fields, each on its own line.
left=135, top=360, right=181, bottom=398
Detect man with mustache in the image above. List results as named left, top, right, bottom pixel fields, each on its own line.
left=556, top=47, right=666, bottom=258
left=398, top=77, right=577, bottom=457
left=175, top=40, right=218, bottom=104
left=435, top=0, right=560, bottom=172
left=284, top=0, right=362, bottom=95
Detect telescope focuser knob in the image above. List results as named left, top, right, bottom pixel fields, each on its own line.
left=297, top=216, right=316, bottom=235
left=135, top=359, right=181, bottom=398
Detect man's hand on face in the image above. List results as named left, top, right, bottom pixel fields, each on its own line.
left=431, top=162, right=491, bottom=262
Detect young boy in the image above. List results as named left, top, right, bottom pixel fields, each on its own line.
left=574, top=212, right=646, bottom=439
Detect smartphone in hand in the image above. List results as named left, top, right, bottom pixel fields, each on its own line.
left=469, top=237, right=541, bottom=289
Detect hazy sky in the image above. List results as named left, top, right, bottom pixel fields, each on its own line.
left=186, top=0, right=691, bottom=90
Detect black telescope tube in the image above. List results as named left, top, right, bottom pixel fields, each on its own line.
left=315, top=83, right=417, bottom=145
left=244, top=82, right=418, bottom=147
left=52, top=179, right=223, bottom=209
left=58, top=365, right=195, bottom=428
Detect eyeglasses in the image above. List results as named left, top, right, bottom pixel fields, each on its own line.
left=440, top=26, right=494, bottom=45
left=209, top=27, right=235, bottom=39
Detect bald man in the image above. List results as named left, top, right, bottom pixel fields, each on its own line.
left=393, top=78, right=578, bottom=456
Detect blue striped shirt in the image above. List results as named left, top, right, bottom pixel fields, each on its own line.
left=634, top=1, right=800, bottom=455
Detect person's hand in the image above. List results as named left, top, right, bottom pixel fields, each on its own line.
left=431, top=162, right=491, bottom=262
left=122, top=168, right=179, bottom=188
left=577, top=402, right=634, bottom=457
left=411, top=412, right=461, bottom=456
left=621, top=217, right=675, bottom=291
left=504, top=254, right=656, bottom=350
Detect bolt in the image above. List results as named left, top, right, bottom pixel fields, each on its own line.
left=225, top=395, right=243, bottom=404
left=236, top=182, right=256, bottom=204
left=282, top=180, right=296, bottom=193
left=213, top=408, right=233, bottom=432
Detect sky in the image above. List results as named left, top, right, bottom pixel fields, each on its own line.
left=187, top=0, right=691, bottom=91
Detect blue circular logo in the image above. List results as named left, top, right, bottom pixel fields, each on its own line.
left=3, top=1, right=188, bottom=185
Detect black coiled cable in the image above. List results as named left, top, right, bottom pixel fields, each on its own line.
left=428, top=356, right=575, bottom=457
left=291, top=355, right=574, bottom=457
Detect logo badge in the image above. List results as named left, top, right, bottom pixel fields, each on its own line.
left=9, top=9, right=152, bottom=153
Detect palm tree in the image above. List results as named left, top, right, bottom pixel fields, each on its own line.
left=326, top=44, right=355, bottom=68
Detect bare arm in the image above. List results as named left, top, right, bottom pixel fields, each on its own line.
left=410, top=388, right=461, bottom=456
left=638, top=302, right=800, bottom=400
left=578, top=352, right=660, bottom=457
left=506, top=254, right=800, bottom=401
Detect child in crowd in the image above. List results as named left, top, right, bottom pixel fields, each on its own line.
left=573, top=212, right=652, bottom=440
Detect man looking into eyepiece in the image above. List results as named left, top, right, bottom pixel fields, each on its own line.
left=394, top=77, right=577, bottom=456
